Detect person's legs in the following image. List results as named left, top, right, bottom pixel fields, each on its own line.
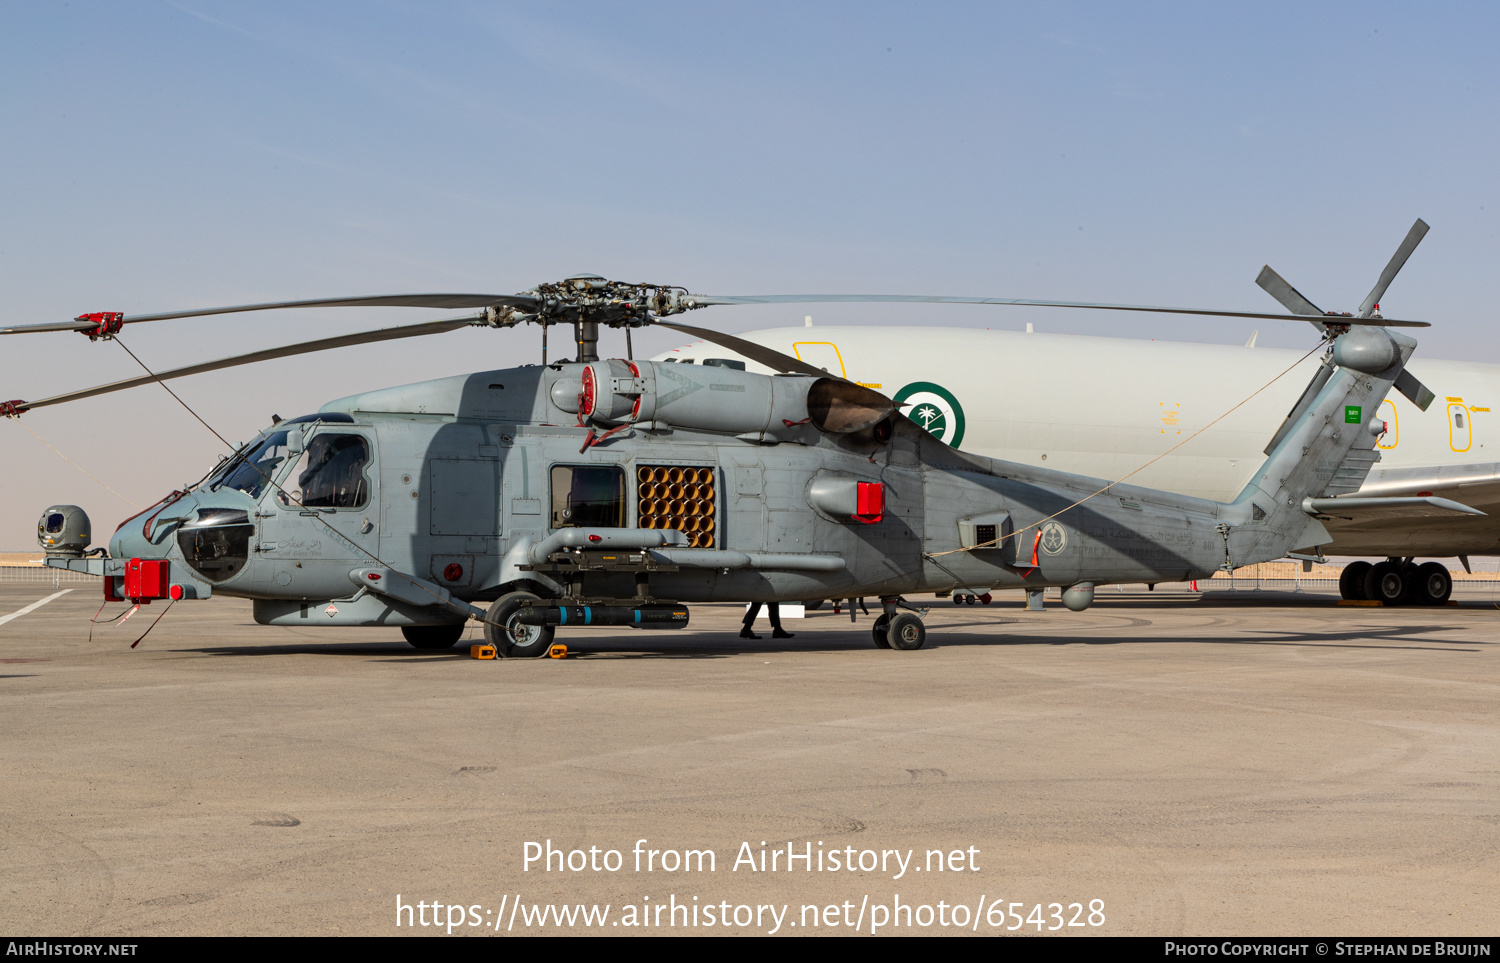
left=740, top=602, right=762, bottom=639
left=769, top=602, right=794, bottom=639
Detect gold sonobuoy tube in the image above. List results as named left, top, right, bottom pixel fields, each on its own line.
left=667, top=467, right=684, bottom=485
left=637, top=466, right=652, bottom=481
left=700, top=501, right=715, bottom=517
left=664, top=483, right=682, bottom=500
left=640, top=516, right=658, bottom=529
left=667, top=499, right=685, bottom=516
left=683, top=484, right=701, bottom=501
left=639, top=499, right=658, bottom=516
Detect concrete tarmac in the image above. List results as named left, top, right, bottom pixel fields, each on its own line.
left=0, top=582, right=1496, bottom=937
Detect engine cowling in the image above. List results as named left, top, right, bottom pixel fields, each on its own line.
left=550, top=361, right=893, bottom=439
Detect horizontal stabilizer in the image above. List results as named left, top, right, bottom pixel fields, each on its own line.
left=1301, top=495, right=1485, bottom=520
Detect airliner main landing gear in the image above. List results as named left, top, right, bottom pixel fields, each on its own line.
left=1337, top=558, right=1453, bottom=606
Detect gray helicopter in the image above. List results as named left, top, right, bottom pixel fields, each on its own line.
left=9, top=262, right=1448, bottom=654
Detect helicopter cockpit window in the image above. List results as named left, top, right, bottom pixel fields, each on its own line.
left=288, top=433, right=371, bottom=509
left=701, top=358, right=746, bottom=371
left=550, top=465, right=625, bottom=528
left=208, top=430, right=292, bottom=499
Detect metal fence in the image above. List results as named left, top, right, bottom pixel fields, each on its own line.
left=0, top=565, right=96, bottom=585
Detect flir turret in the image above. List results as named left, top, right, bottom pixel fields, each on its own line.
left=37, top=504, right=91, bottom=557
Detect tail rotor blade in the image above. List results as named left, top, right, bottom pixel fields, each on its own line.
left=1255, top=266, right=1324, bottom=316
left=1394, top=369, right=1436, bottom=412
left=1358, top=219, right=1430, bottom=318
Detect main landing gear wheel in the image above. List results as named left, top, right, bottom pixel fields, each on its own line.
left=887, top=613, right=926, bottom=651
left=1414, top=561, right=1453, bottom=606
left=1363, top=561, right=1406, bottom=605
left=871, top=614, right=892, bottom=649
left=402, top=624, right=465, bottom=649
left=1339, top=561, right=1372, bottom=600
left=483, top=591, right=555, bottom=658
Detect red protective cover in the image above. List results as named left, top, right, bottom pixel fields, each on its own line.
left=854, top=482, right=884, bottom=523
left=124, top=558, right=169, bottom=600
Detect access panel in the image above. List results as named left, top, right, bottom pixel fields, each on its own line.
left=429, top=459, right=500, bottom=536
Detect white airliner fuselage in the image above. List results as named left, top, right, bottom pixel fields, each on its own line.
left=657, top=326, right=1499, bottom=567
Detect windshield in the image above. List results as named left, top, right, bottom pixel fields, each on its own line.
left=199, top=413, right=357, bottom=499
left=208, top=430, right=290, bottom=499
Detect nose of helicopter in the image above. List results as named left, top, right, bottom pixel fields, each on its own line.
left=110, top=490, right=259, bottom=577
left=109, top=493, right=202, bottom=562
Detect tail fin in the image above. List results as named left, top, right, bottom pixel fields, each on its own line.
left=1224, top=326, right=1412, bottom=567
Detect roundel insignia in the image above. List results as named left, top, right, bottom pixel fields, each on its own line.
left=1039, top=521, right=1068, bottom=556
left=892, top=381, right=966, bottom=448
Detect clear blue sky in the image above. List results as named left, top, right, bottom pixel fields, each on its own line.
left=2, top=2, right=1496, bottom=546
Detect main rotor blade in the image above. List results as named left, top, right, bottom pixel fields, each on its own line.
left=1358, top=218, right=1430, bottom=318
left=691, top=293, right=1429, bottom=327
left=1255, top=266, right=1324, bottom=315
left=12, top=316, right=481, bottom=413
left=652, top=321, right=835, bottom=378
left=0, top=294, right=533, bottom=336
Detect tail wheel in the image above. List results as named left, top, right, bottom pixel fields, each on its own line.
left=1363, top=561, right=1406, bottom=605
left=1414, top=562, right=1453, bottom=605
left=483, top=591, right=555, bottom=658
left=1339, top=562, right=1371, bottom=600
left=887, top=613, right=926, bottom=651
left=402, top=623, right=465, bottom=650
left=871, top=614, right=892, bottom=649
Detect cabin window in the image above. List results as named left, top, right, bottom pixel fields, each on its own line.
left=551, top=465, right=625, bottom=528
left=702, top=358, right=746, bottom=371
left=291, top=433, right=371, bottom=509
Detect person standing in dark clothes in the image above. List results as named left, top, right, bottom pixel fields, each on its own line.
left=741, top=602, right=794, bottom=640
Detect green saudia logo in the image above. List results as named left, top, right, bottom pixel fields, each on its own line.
left=893, top=382, right=966, bottom=448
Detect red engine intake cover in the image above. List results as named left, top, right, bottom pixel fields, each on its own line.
left=579, top=365, right=598, bottom=419
left=123, top=558, right=169, bottom=602
left=854, top=482, right=884, bottom=524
